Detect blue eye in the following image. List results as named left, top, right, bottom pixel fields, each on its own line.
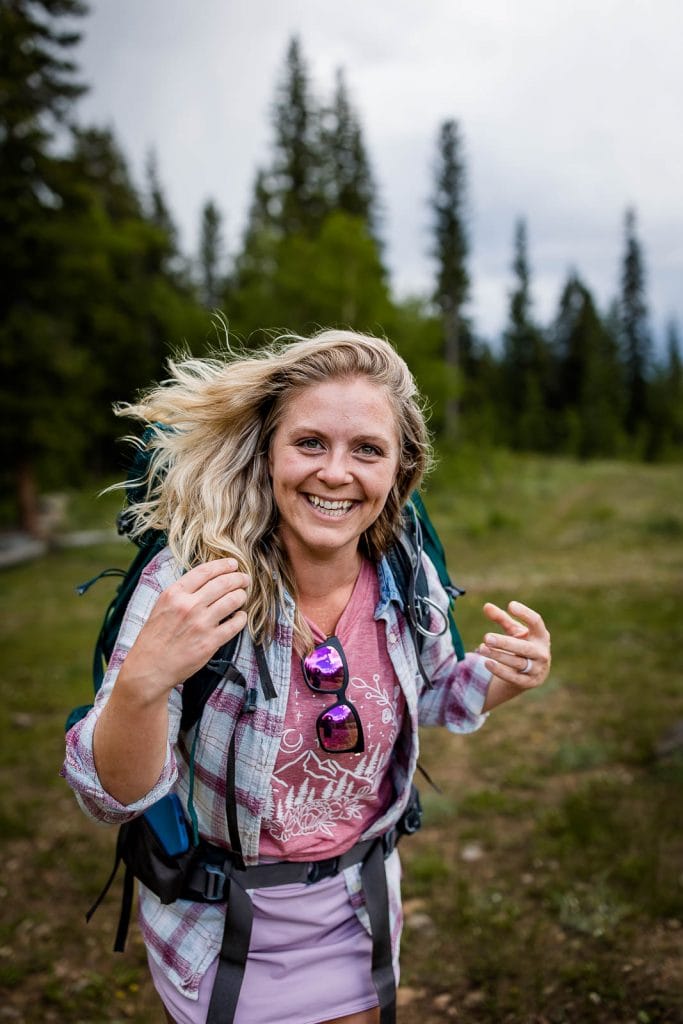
left=358, top=444, right=382, bottom=457
left=297, top=437, right=324, bottom=451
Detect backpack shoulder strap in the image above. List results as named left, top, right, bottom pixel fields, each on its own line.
left=386, top=525, right=434, bottom=689
left=405, top=493, right=466, bottom=661
left=179, top=636, right=276, bottom=865
left=180, top=636, right=243, bottom=733
left=388, top=494, right=467, bottom=670
left=95, top=535, right=168, bottom=686
left=180, top=636, right=278, bottom=734
left=67, top=533, right=168, bottom=733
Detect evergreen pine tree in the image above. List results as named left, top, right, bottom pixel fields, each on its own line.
left=551, top=273, right=588, bottom=411
left=268, top=36, right=322, bottom=235
left=665, top=318, right=682, bottom=397
left=502, top=219, right=551, bottom=450
left=647, top=318, right=683, bottom=456
left=0, top=0, right=88, bottom=531
left=198, top=199, right=225, bottom=310
left=618, top=208, right=651, bottom=438
left=550, top=273, right=624, bottom=456
left=664, top=319, right=683, bottom=449
left=59, top=124, right=207, bottom=471
left=430, top=119, right=469, bottom=442
left=144, top=149, right=181, bottom=276
left=320, top=69, right=379, bottom=237
left=69, top=125, right=142, bottom=221
left=231, top=41, right=389, bottom=340
left=230, top=170, right=280, bottom=339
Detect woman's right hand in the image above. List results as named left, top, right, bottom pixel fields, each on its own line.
left=92, top=558, right=250, bottom=804
left=118, top=557, right=250, bottom=702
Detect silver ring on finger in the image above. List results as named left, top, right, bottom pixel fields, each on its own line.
left=520, top=657, right=532, bottom=675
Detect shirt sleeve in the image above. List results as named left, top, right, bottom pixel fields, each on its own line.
left=415, top=553, right=491, bottom=733
left=61, top=550, right=184, bottom=825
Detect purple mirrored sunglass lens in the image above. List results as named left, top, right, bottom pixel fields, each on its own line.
left=318, top=704, right=359, bottom=752
left=303, top=644, right=345, bottom=691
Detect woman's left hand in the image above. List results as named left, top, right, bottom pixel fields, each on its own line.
left=478, top=600, right=551, bottom=699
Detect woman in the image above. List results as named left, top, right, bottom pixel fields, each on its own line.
left=63, top=330, right=551, bottom=1024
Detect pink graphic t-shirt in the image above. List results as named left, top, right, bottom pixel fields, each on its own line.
left=259, top=559, right=406, bottom=861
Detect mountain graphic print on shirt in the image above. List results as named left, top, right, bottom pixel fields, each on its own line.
left=259, top=559, right=407, bottom=861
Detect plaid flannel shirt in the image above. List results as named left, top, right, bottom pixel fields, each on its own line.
left=62, top=546, right=490, bottom=1000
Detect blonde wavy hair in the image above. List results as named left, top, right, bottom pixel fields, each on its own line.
left=115, top=329, right=433, bottom=650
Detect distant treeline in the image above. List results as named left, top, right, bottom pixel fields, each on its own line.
left=1, top=3, right=681, bottom=531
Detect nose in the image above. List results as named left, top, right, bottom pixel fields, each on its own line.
left=316, top=449, right=353, bottom=487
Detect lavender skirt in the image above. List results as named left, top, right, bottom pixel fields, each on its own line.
left=148, top=873, right=380, bottom=1024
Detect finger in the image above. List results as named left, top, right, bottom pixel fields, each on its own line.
left=210, top=587, right=249, bottom=624
left=215, top=608, right=248, bottom=645
left=483, top=656, right=538, bottom=687
left=483, top=629, right=550, bottom=664
left=192, top=571, right=251, bottom=610
left=483, top=602, right=529, bottom=638
left=507, top=601, right=548, bottom=638
left=479, top=638, right=536, bottom=661
left=159, top=572, right=250, bottom=626
left=178, top=558, right=242, bottom=593
left=482, top=641, right=550, bottom=680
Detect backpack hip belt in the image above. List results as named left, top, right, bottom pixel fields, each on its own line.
left=184, top=831, right=391, bottom=902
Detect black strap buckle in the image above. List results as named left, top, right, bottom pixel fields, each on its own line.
left=306, top=856, right=340, bottom=885
left=397, top=785, right=423, bottom=836
left=202, top=862, right=227, bottom=901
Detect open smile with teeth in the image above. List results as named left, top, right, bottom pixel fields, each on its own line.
left=306, top=494, right=356, bottom=517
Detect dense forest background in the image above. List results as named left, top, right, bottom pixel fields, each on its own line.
left=2, top=0, right=682, bottom=533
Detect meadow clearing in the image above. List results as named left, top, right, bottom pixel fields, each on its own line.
left=1, top=452, right=681, bottom=1023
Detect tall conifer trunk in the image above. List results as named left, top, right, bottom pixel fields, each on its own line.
left=443, top=301, right=460, bottom=441
left=430, top=120, right=469, bottom=444
left=17, top=460, right=40, bottom=537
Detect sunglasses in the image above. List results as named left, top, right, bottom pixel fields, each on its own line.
left=301, top=636, right=365, bottom=754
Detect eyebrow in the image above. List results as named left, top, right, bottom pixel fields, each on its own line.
left=288, top=425, right=396, bottom=448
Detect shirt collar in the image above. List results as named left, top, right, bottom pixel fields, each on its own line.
left=376, top=554, right=404, bottom=616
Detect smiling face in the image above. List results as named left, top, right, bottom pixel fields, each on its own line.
left=268, top=376, right=400, bottom=568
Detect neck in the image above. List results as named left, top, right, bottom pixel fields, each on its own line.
left=293, top=551, right=364, bottom=638
left=290, top=546, right=363, bottom=605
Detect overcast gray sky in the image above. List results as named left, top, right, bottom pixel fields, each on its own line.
left=76, top=0, right=682, bottom=346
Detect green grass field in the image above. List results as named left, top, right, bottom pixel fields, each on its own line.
left=1, top=454, right=682, bottom=1023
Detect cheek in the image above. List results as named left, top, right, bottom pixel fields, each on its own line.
left=268, top=439, right=292, bottom=483
left=371, top=466, right=399, bottom=507
left=385, top=458, right=401, bottom=496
